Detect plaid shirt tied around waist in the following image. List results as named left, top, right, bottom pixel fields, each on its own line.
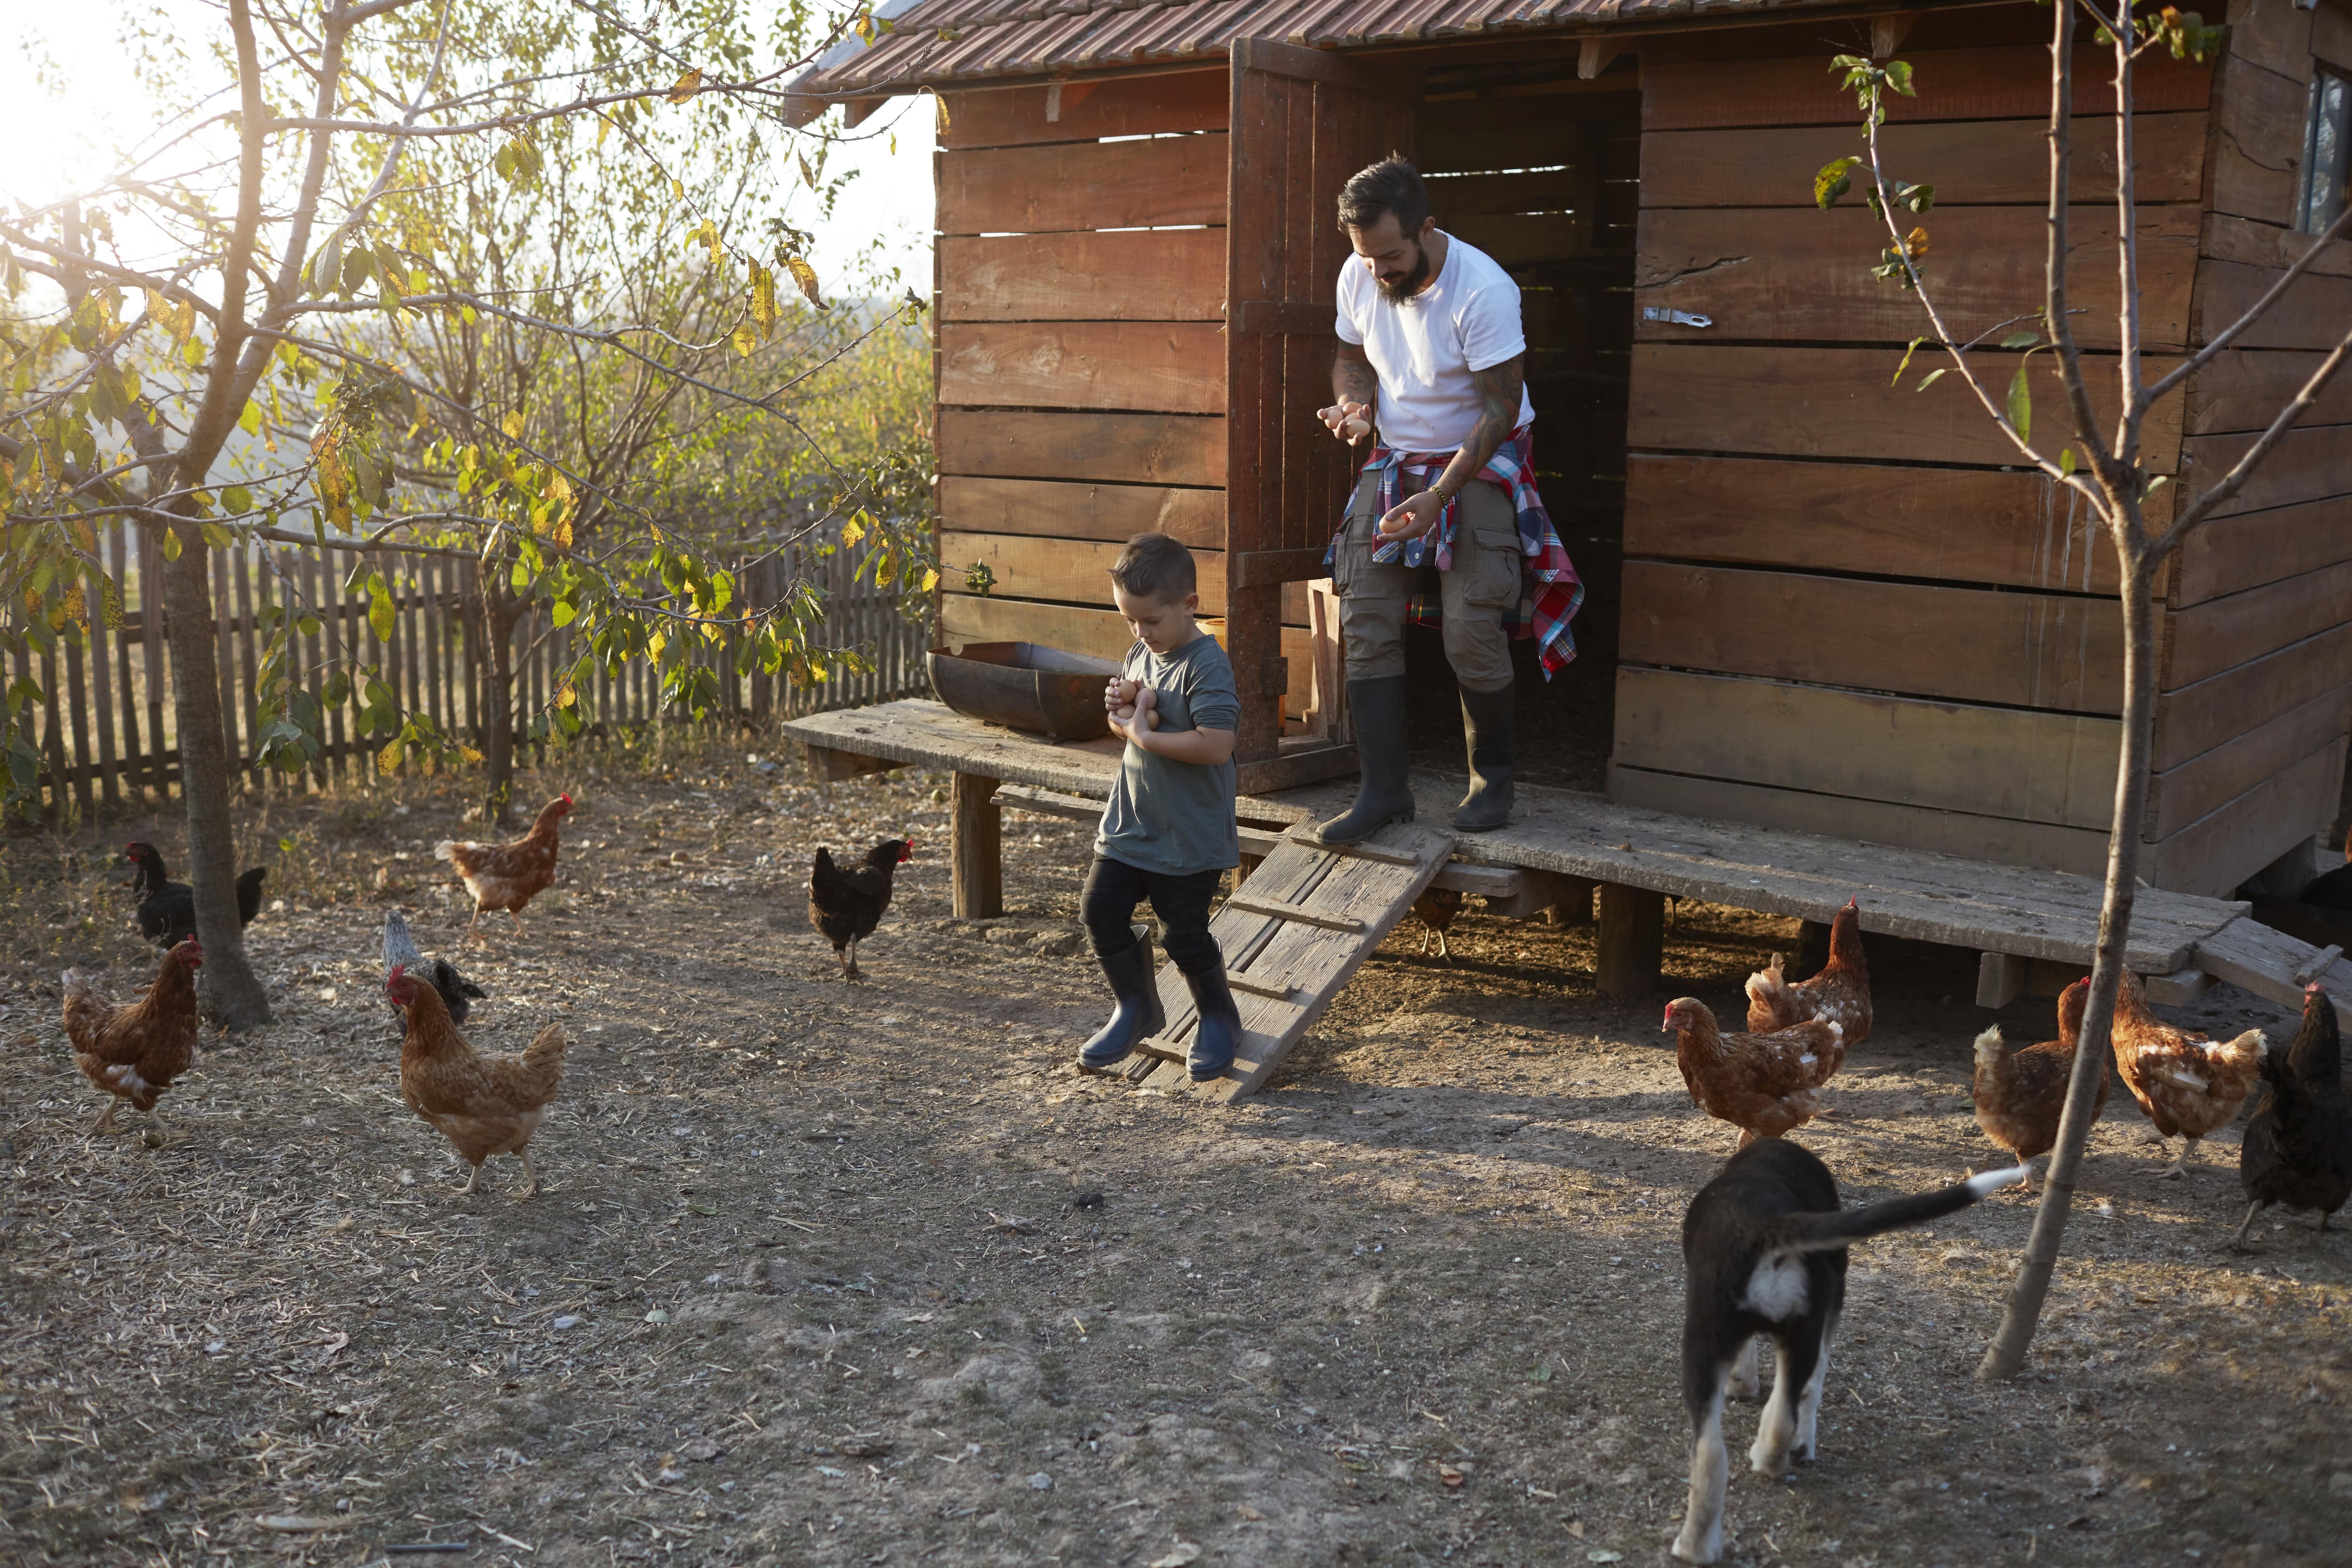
left=1320, top=425, right=1584, bottom=678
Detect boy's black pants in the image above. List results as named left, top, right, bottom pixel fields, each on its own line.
left=1081, top=855, right=1225, bottom=976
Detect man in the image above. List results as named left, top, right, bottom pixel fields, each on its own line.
left=1312, top=158, right=1582, bottom=845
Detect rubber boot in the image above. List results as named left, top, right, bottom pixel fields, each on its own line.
left=1184, top=963, right=1242, bottom=1082
left=1453, top=683, right=1516, bottom=833
left=1315, top=675, right=1416, bottom=845
left=1080, top=926, right=1164, bottom=1071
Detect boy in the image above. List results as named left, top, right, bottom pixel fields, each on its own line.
left=1080, top=533, right=1243, bottom=1082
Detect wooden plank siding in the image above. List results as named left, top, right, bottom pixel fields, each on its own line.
left=939, top=230, right=1226, bottom=321
left=1625, top=344, right=2187, bottom=468
left=1641, top=45, right=2212, bottom=131
left=927, top=68, right=1341, bottom=734
left=927, top=72, right=1291, bottom=720
left=936, top=135, right=1227, bottom=234
left=1624, top=454, right=2143, bottom=595
left=1639, top=114, right=2209, bottom=207
left=942, top=532, right=1228, bottom=613
left=937, top=477, right=1223, bottom=546
left=1619, top=563, right=2130, bottom=714
left=937, top=322, right=1227, bottom=413
left=1612, top=668, right=2124, bottom=832
left=938, top=71, right=1230, bottom=149
left=1634, top=205, right=2200, bottom=349
left=2147, top=0, right=2352, bottom=885
left=935, top=409, right=1225, bottom=487
left=1609, top=36, right=2263, bottom=889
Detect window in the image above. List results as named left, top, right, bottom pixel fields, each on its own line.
left=2300, top=67, right=2351, bottom=235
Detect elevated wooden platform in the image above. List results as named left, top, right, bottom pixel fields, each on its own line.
left=782, top=701, right=2352, bottom=1036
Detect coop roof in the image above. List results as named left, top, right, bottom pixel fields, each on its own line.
left=787, top=0, right=1859, bottom=101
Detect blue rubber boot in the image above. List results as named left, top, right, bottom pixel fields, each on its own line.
left=1080, top=926, right=1163, bottom=1071
left=1184, top=964, right=1242, bottom=1082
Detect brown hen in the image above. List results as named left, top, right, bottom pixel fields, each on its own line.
left=1745, top=896, right=1872, bottom=1054
left=1663, top=997, right=1843, bottom=1146
left=1971, top=978, right=2106, bottom=1189
left=64, top=939, right=204, bottom=1135
left=437, top=793, right=572, bottom=941
left=2110, top=970, right=2265, bottom=1179
left=1412, top=886, right=1464, bottom=960
left=388, top=964, right=567, bottom=1197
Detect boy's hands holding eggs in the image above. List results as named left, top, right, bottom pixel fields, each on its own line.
left=1106, top=680, right=1158, bottom=741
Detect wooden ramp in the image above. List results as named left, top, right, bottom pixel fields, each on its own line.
left=1108, top=822, right=1451, bottom=1103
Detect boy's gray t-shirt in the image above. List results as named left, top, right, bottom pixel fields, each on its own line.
left=1094, top=633, right=1241, bottom=876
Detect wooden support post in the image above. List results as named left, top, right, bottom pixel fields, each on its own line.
left=1578, top=35, right=1634, bottom=78
left=1870, top=13, right=1918, bottom=59
left=1235, top=853, right=1264, bottom=890
left=1976, top=951, right=2028, bottom=1009
left=952, top=771, right=1003, bottom=918
left=1546, top=875, right=1598, bottom=928
left=1596, top=883, right=1665, bottom=996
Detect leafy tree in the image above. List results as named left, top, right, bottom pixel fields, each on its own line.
left=1815, top=7, right=2350, bottom=1377
left=1, top=0, right=937, bottom=1023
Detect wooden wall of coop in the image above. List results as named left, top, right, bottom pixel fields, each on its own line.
left=932, top=67, right=1318, bottom=751
left=901, top=0, right=2350, bottom=901
left=1607, top=0, right=2352, bottom=900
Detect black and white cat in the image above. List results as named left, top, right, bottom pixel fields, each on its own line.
left=1672, top=1139, right=2028, bottom=1564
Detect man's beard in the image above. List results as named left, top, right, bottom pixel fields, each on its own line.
left=1376, top=240, right=1431, bottom=302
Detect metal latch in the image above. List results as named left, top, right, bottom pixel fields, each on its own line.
left=1640, top=306, right=1713, bottom=328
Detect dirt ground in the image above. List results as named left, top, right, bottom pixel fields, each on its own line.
left=5, top=740, right=2349, bottom=1568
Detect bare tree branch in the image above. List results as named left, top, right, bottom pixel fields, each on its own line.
left=2154, top=324, right=2352, bottom=553
left=2141, top=203, right=2352, bottom=408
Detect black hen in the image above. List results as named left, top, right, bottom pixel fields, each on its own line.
left=381, top=911, right=487, bottom=1025
left=125, top=843, right=267, bottom=946
left=2234, top=984, right=2352, bottom=1246
left=2301, top=824, right=2352, bottom=911
left=809, top=837, right=913, bottom=979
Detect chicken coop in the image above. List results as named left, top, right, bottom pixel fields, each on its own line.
left=787, top=0, right=2352, bottom=903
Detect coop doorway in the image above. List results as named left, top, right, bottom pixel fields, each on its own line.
left=1391, top=58, right=1640, bottom=794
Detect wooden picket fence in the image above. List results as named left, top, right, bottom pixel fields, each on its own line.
left=11, top=518, right=930, bottom=818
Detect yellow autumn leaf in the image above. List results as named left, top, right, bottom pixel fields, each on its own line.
left=841, top=516, right=866, bottom=548
left=919, top=567, right=938, bottom=593
left=731, top=321, right=757, bottom=358
left=783, top=253, right=822, bottom=309
left=751, top=263, right=777, bottom=336
left=501, top=410, right=524, bottom=440
left=596, top=115, right=611, bottom=149
left=555, top=678, right=576, bottom=708
left=667, top=67, right=703, bottom=103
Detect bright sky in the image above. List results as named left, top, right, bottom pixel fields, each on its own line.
left=0, top=3, right=935, bottom=291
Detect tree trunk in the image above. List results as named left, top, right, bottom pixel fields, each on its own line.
left=1979, top=545, right=2155, bottom=1378
left=477, top=581, right=520, bottom=827
left=160, top=523, right=271, bottom=1030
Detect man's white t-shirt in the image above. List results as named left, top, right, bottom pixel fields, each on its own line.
left=1335, top=231, right=1534, bottom=454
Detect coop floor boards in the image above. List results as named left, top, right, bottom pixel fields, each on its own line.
left=1109, top=823, right=1451, bottom=1103
left=780, top=700, right=2348, bottom=1009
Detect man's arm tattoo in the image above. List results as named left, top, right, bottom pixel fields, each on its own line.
left=1333, top=344, right=1378, bottom=406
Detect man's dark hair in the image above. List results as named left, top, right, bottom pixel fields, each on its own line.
left=1337, top=157, right=1430, bottom=236
left=1109, top=532, right=1196, bottom=602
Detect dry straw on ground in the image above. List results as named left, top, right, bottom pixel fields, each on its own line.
left=3, top=737, right=2346, bottom=1567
